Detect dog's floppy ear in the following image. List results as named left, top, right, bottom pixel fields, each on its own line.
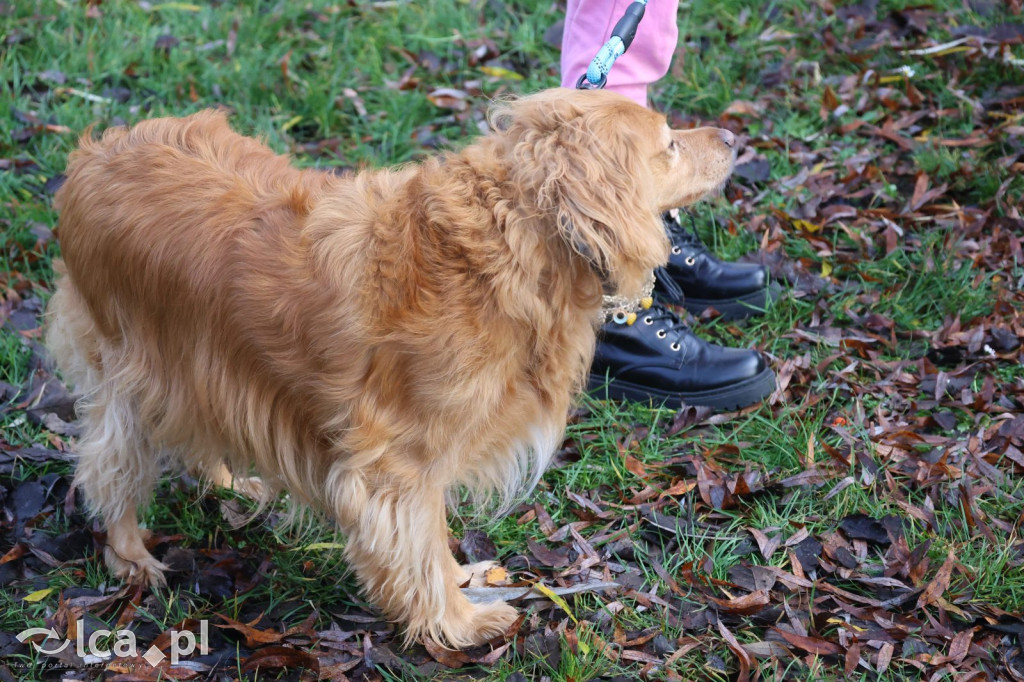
left=491, top=93, right=669, bottom=301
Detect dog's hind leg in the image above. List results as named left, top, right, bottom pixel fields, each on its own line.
left=103, top=508, right=167, bottom=588
left=48, top=279, right=169, bottom=587
left=456, top=561, right=502, bottom=587
left=330, top=467, right=517, bottom=647
left=74, top=384, right=169, bottom=588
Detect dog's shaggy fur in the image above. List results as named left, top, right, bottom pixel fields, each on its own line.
left=47, top=89, right=735, bottom=647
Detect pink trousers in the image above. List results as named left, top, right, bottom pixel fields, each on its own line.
left=560, top=0, right=679, bottom=106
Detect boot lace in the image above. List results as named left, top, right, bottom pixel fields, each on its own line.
left=665, top=212, right=710, bottom=257
left=634, top=300, right=695, bottom=352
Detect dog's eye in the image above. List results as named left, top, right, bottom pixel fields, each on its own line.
left=668, top=140, right=677, bottom=153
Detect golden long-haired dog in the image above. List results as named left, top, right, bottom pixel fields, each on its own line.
left=47, top=89, right=736, bottom=647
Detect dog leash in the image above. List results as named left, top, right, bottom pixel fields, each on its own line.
left=575, top=0, right=649, bottom=90
left=575, top=1, right=656, bottom=323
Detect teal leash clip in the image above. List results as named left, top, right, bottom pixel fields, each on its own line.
left=576, top=0, right=649, bottom=90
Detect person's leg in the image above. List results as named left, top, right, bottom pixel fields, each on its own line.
left=560, top=0, right=679, bottom=106
left=562, top=0, right=776, bottom=410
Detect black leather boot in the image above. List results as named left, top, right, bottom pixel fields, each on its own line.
left=656, top=212, right=778, bottom=320
left=588, top=301, right=775, bottom=410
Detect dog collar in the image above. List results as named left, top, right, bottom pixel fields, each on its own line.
left=600, top=270, right=656, bottom=324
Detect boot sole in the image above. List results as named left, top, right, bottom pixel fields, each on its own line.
left=587, top=365, right=776, bottom=411
left=671, top=281, right=782, bottom=321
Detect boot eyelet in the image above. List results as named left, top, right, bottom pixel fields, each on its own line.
left=671, top=246, right=682, bottom=255
left=612, top=311, right=628, bottom=325
left=670, top=342, right=681, bottom=351
left=684, top=256, right=696, bottom=267
left=656, top=329, right=667, bottom=339
left=643, top=316, right=653, bottom=325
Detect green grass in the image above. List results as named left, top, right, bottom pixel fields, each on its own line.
left=2, top=0, right=1023, bottom=680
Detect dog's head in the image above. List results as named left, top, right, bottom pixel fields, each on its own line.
left=490, top=89, right=736, bottom=303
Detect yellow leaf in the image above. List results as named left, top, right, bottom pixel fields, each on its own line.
left=533, top=582, right=577, bottom=624
left=827, top=617, right=866, bottom=632
left=933, top=46, right=972, bottom=57
left=821, top=261, right=833, bottom=277
left=299, top=542, right=345, bottom=551
left=147, top=2, right=202, bottom=11
left=485, top=566, right=507, bottom=585
left=479, top=66, right=524, bottom=81
left=281, top=115, right=303, bottom=132
left=23, top=588, right=54, bottom=603
left=792, top=219, right=822, bottom=233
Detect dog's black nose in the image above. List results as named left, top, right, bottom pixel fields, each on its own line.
left=719, top=129, right=736, bottom=148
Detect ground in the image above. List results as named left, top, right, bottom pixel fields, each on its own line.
left=2, top=0, right=1024, bottom=680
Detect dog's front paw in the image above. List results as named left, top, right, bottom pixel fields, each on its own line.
left=440, top=600, right=518, bottom=648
